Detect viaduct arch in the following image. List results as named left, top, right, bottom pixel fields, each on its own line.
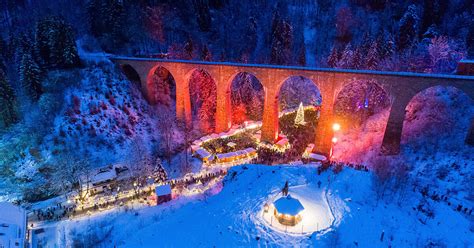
left=111, top=56, right=474, bottom=156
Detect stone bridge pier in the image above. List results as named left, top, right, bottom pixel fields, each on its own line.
left=112, top=57, right=474, bottom=157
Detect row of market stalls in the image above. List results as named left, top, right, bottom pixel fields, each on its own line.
left=190, top=121, right=292, bottom=166
left=191, top=121, right=261, bottom=166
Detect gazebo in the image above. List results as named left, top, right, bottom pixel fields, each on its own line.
left=273, top=194, right=304, bottom=226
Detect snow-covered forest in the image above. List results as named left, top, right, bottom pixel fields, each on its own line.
left=0, top=0, right=473, bottom=247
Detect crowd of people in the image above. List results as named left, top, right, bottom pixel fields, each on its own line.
left=30, top=170, right=227, bottom=224
left=318, top=159, right=369, bottom=175
left=32, top=203, right=76, bottom=223
left=169, top=170, right=227, bottom=189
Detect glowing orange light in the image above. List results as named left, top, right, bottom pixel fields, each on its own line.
left=332, top=137, right=338, bottom=143
left=332, top=123, right=341, bottom=132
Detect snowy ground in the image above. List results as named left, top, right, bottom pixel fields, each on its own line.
left=32, top=163, right=472, bottom=247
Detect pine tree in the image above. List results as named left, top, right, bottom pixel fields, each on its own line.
left=201, top=45, right=212, bottom=61
left=269, top=8, right=281, bottom=45
left=19, top=53, right=42, bottom=101
left=377, top=32, right=394, bottom=60
left=421, top=0, right=446, bottom=34
left=366, top=41, right=380, bottom=70
left=298, top=43, right=306, bottom=66
left=352, top=47, right=363, bottom=69
left=0, top=69, right=16, bottom=127
left=294, top=102, right=306, bottom=126
left=184, top=36, right=194, bottom=60
left=86, top=0, right=101, bottom=37
left=397, top=5, right=419, bottom=51
left=0, top=38, right=6, bottom=60
left=359, top=32, right=372, bottom=57
left=327, top=46, right=339, bottom=67
left=35, top=16, right=79, bottom=68
left=194, top=0, right=211, bottom=32
left=270, top=20, right=293, bottom=65
left=244, top=17, right=258, bottom=56
left=87, top=0, right=126, bottom=50
left=109, top=0, right=126, bottom=48
left=337, top=44, right=354, bottom=69
left=467, top=22, right=474, bottom=59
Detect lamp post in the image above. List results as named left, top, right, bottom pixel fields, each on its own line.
left=330, top=123, right=340, bottom=159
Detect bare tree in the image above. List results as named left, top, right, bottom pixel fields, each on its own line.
left=371, top=156, right=392, bottom=203
left=56, top=149, right=92, bottom=202
left=157, top=108, right=176, bottom=167
left=127, top=137, right=154, bottom=190
left=179, top=120, right=193, bottom=175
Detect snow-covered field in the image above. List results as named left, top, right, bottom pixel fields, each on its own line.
left=34, top=163, right=472, bottom=247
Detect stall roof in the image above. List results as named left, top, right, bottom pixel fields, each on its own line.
left=156, top=184, right=172, bottom=196
left=274, top=194, right=304, bottom=216
left=195, top=148, right=211, bottom=159
left=92, top=169, right=117, bottom=185
left=308, top=153, right=327, bottom=161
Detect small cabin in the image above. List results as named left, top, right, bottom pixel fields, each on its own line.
left=155, top=184, right=172, bottom=204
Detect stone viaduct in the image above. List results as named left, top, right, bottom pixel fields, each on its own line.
left=110, top=56, right=474, bottom=156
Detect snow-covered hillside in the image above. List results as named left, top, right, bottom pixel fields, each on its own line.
left=0, top=59, right=175, bottom=202
left=43, top=61, right=161, bottom=165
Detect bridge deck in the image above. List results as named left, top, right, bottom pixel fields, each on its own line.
left=109, top=55, right=474, bottom=81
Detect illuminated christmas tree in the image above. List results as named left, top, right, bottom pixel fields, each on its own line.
left=294, top=102, right=306, bottom=125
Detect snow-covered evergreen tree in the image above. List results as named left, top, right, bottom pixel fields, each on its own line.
left=35, top=16, right=80, bottom=68
left=397, top=5, right=420, bottom=51
left=0, top=69, right=16, bottom=127
left=184, top=36, right=194, bottom=60
left=19, top=52, right=42, bottom=101
left=327, top=46, right=339, bottom=67
left=337, top=44, right=354, bottom=69
left=195, top=0, right=211, bottom=32
left=467, top=22, right=474, bottom=59
left=366, top=41, right=380, bottom=70
left=352, top=47, right=363, bottom=69
left=201, top=45, right=212, bottom=61
left=377, top=32, right=394, bottom=60
left=270, top=20, right=293, bottom=65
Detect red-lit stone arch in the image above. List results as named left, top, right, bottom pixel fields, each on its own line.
left=145, top=66, right=177, bottom=107
left=382, top=81, right=474, bottom=154
left=269, top=75, right=322, bottom=137
left=185, top=68, right=218, bottom=134
left=226, top=72, right=265, bottom=126
left=333, top=78, right=392, bottom=130
left=278, top=76, right=322, bottom=112
left=275, top=75, right=323, bottom=155
left=401, top=85, right=474, bottom=149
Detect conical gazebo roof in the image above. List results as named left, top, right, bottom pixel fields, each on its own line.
left=274, top=194, right=304, bottom=216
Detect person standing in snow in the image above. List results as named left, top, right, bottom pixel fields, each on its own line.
left=282, top=181, right=289, bottom=196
